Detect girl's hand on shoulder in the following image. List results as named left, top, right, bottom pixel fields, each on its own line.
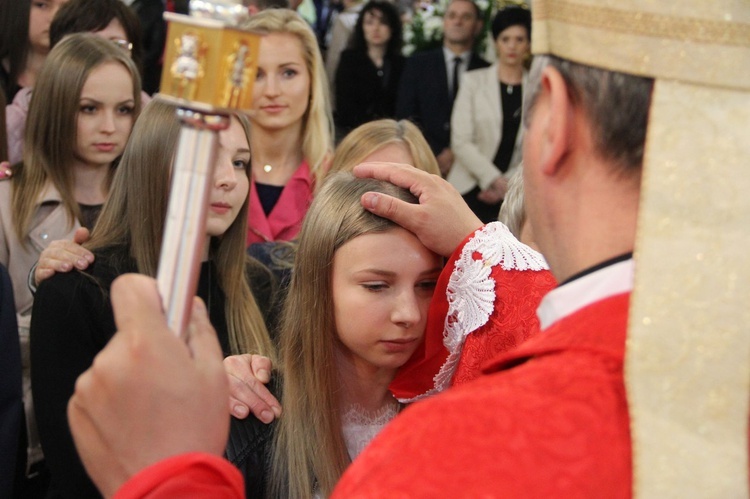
left=35, top=228, right=94, bottom=286
left=224, top=354, right=282, bottom=424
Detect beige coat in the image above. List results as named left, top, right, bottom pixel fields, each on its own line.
left=447, top=64, right=527, bottom=194
left=0, top=179, right=80, bottom=465
left=0, top=180, right=79, bottom=329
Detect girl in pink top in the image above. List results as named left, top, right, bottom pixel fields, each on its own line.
left=242, top=10, right=333, bottom=245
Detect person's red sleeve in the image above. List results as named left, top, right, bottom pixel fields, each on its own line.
left=114, top=453, right=244, bottom=499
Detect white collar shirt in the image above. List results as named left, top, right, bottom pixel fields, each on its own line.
left=537, top=258, right=635, bottom=330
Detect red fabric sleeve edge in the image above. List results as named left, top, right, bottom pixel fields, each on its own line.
left=113, top=452, right=243, bottom=499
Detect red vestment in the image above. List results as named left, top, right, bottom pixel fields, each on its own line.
left=334, top=292, right=633, bottom=497
left=114, top=453, right=243, bottom=499
left=451, top=265, right=555, bottom=385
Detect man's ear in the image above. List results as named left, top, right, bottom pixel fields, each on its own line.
left=537, top=66, right=574, bottom=177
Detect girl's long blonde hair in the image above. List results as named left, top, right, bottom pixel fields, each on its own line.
left=242, top=9, right=333, bottom=186
left=330, top=119, right=441, bottom=176
left=87, top=100, right=274, bottom=359
left=270, top=172, right=417, bottom=498
left=12, top=33, right=142, bottom=244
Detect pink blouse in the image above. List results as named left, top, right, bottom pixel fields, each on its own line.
left=246, top=161, right=314, bottom=245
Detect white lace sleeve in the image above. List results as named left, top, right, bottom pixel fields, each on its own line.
left=398, top=222, right=548, bottom=403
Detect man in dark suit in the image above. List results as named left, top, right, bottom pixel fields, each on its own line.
left=396, top=0, right=489, bottom=176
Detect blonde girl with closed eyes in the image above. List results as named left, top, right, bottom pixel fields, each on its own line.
left=228, top=173, right=443, bottom=498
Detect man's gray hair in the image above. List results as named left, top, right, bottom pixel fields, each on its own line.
left=524, top=54, right=654, bottom=175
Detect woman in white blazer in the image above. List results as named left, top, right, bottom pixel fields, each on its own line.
left=447, top=7, right=531, bottom=223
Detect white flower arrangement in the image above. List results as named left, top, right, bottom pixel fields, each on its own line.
left=402, top=0, right=448, bottom=56
left=423, top=15, right=445, bottom=40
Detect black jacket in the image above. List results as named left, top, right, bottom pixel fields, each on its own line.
left=396, top=48, right=489, bottom=155
left=335, top=49, right=405, bottom=133
left=226, top=376, right=281, bottom=498
left=31, top=246, right=278, bottom=498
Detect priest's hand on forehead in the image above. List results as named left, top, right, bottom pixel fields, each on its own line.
left=353, top=162, right=483, bottom=258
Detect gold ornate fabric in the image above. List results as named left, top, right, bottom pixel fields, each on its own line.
left=532, top=0, right=750, bottom=90
left=531, top=0, right=750, bottom=497
left=631, top=78, right=750, bottom=498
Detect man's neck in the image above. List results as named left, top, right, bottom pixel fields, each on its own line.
left=444, top=41, right=471, bottom=57
left=541, top=154, right=641, bottom=284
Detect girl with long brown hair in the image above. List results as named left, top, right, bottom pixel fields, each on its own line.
left=31, top=100, right=276, bottom=497
left=0, top=34, right=141, bottom=331
left=0, top=34, right=141, bottom=483
left=229, top=173, right=442, bottom=497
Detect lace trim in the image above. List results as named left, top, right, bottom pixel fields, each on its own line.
left=341, top=403, right=400, bottom=460
left=399, top=223, right=548, bottom=403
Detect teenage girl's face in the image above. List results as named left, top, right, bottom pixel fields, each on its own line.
left=495, top=25, right=529, bottom=69
left=205, top=117, right=251, bottom=237
left=362, top=10, right=392, bottom=48
left=75, top=61, right=136, bottom=169
left=251, top=32, right=312, bottom=133
left=332, top=226, right=442, bottom=375
left=28, top=0, right=69, bottom=53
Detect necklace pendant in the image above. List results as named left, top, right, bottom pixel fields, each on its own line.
left=263, top=164, right=272, bottom=173
left=507, top=84, right=513, bottom=95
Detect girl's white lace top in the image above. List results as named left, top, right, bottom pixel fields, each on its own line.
left=399, top=222, right=548, bottom=403
left=341, top=403, right=400, bottom=460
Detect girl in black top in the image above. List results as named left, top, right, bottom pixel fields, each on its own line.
left=31, top=100, right=277, bottom=498
left=334, top=0, right=405, bottom=136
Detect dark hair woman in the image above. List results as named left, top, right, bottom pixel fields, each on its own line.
left=334, top=0, right=405, bottom=136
